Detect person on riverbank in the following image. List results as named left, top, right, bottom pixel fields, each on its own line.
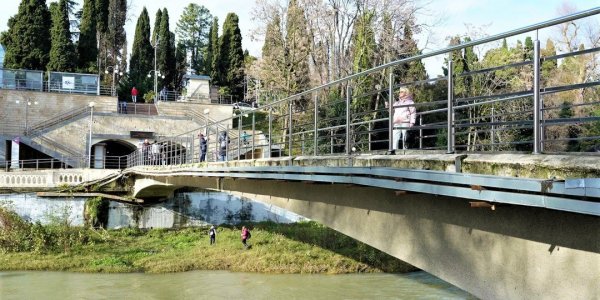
left=385, top=87, right=416, bottom=152
left=209, top=225, right=216, bottom=245
left=241, top=226, right=251, bottom=249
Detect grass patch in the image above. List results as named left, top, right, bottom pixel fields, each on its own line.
left=0, top=207, right=416, bottom=274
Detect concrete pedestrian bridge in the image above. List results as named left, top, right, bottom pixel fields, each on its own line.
left=120, top=153, right=599, bottom=300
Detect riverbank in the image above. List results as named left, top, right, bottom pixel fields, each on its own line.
left=0, top=207, right=416, bottom=274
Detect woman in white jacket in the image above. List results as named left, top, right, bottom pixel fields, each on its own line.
left=386, top=87, right=416, bottom=151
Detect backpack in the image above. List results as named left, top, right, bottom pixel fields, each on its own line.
left=246, top=230, right=251, bottom=239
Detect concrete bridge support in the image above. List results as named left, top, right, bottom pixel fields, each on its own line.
left=149, top=175, right=599, bottom=300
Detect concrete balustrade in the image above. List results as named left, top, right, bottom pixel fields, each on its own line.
left=0, top=169, right=117, bottom=189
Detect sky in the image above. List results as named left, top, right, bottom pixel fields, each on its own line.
left=0, top=0, right=598, bottom=77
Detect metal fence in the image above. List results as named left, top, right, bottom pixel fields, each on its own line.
left=120, top=8, right=600, bottom=168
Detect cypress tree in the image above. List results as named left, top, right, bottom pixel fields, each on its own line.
left=0, top=0, right=51, bottom=70
left=351, top=10, right=376, bottom=112
left=48, top=0, right=77, bottom=72
left=220, top=13, right=245, bottom=99
left=209, top=17, right=220, bottom=84
left=524, top=37, right=534, bottom=60
left=284, top=0, right=310, bottom=95
left=152, top=9, right=162, bottom=46
left=106, top=0, right=127, bottom=71
left=129, top=7, right=153, bottom=98
left=157, top=8, right=176, bottom=89
left=260, top=15, right=285, bottom=94
left=77, top=0, right=98, bottom=72
left=95, top=0, right=108, bottom=34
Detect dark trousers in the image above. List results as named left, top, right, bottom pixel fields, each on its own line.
left=242, top=238, right=247, bottom=248
left=200, top=152, right=206, bottom=162
left=210, top=235, right=215, bottom=245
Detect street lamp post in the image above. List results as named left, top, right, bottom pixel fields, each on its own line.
left=147, top=70, right=164, bottom=101
left=88, top=101, right=95, bottom=168
left=105, top=66, right=123, bottom=96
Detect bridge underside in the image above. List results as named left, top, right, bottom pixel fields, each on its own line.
left=139, top=175, right=599, bottom=299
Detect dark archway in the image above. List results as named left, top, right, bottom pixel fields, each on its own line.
left=93, top=139, right=137, bottom=169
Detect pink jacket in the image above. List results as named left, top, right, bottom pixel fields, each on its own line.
left=392, top=96, right=416, bottom=127
left=241, top=228, right=249, bottom=239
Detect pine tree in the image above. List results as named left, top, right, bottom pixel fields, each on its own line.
left=220, top=13, right=245, bottom=99
left=209, top=17, right=220, bottom=83
left=77, top=0, right=98, bottom=72
left=48, top=0, right=77, bottom=72
left=0, top=0, right=51, bottom=70
left=157, top=8, right=176, bottom=89
left=129, top=7, right=153, bottom=99
left=176, top=3, right=212, bottom=74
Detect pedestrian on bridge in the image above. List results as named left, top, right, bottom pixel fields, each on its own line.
left=131, top=86, right=138, bottom=103
left=386, top=87, right=416, bottom=152
left=198, top=133, right=208, bottom=162
left=218, top=131, right=230, bottom=161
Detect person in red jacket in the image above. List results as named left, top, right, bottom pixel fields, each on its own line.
left=131, top=86, right=138, bottom=103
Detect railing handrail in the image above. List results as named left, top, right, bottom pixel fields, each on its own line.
left=26, top=105, right=89, bottom=135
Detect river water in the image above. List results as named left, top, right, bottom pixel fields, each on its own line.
left=0, top=270, right=476, bottom=299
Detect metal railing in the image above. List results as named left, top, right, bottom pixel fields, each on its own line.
left=0, top=155, right=128, bottom=171
left=117, top=102, right=158, bottom=115
left=120, top=8, right=600, bottom=168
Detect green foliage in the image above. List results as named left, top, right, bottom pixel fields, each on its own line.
left=95, top=0, right=108, bottom=34
left=284, top=0, right=310, bottom=97
left=220, top=13, right=245, bottom=100
left=0, top=0, right=51, bottom=70
left=176, top=3, right=212, bottom=74
left=48, top=0, right=77, bottom=72
left=84, top=197, right=109, bottom=228
left=0, top=205, right=90, bottom=254
left=157, top=8, right=177, bottom=90
left=351, top=10, right=376, bottom=114
left=128, top=7, right=153, bottom=99
left=77, top=0, right=97, bottom=73
left=0, top=218, right=414, bottom=274
left=144, top=91, right=155, bottom=103
left=208, top=17, right=220, bottom=83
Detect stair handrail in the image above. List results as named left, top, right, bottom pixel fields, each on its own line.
left=26, top=105, right=89, bottom=136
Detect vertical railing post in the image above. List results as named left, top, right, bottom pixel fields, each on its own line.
left=491, top=106, right=496, bottom=151
left=330, top=129, right=334, bottom=154
left=346, top=83, right=352, bottom=155
left=238, top=114, right=242, bottom=160
left=314, top=94, right=318, bottom=156
left=268, top=106, right=272, bottom=158
left=252, top=112, right=256, bottom=159
left=301, top=132, right=305, bottom=155
left=533, top=39, right=542, bottom=154
left=368, top=122, right=372, bottom=152
left=288, top=100, right=293, bottom=157
left=388, top=72, right=394, bottom=153
left=419, top=115, right=423, bottom=150
left=447, top=58, right=455, bottom=154
left=226, top=123, right=230, bottom=161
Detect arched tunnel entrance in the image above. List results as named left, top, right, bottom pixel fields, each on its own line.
left=91, top=139, right=137, bottom=169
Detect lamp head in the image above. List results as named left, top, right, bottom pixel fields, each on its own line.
left=89, top=102, right=96, bottom=108
left=203, top=108, right=210, bottom=115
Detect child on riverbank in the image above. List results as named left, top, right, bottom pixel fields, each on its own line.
left=209, top=226, right=216, bottom=245
left=241, top=226, right=251, bottom=249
